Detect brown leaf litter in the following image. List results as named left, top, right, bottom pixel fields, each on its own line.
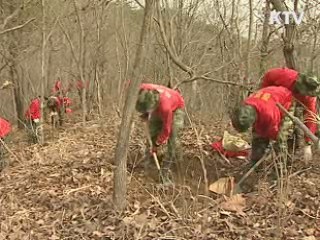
left=0, top=114, right=319, bottom=239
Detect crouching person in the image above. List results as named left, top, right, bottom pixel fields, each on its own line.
left=0, top=117, right=11, bottom=170
left=25, top=96, right=42, bottom=143
left=230, top=86, right=295, bottom=170
left=136, top=83, right=185, bottom=185
left=261, top=68, right=320, bottom=161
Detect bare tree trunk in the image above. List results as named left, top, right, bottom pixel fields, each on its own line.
left=244, top=0, right=253, bottom=85
left=6, top=3, right=24, bottom=129
left=73, top=0, right=87, bottom=122
left=269, top=0, right=298, bottom=70
left=93, top=1, right=104, bottom=117
left=10, top=64, right=24, bottom=128
left=113, top=0, right=155, bottom=212
left=259, top=1, right=271, bottom=78
left=270, top=0, right=302, bottom=148
left=309, top=25, right=318, bottom=72
left=46, top=37, right=53, bottom=96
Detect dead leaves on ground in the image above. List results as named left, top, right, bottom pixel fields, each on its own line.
left=209, top=176, right=235, bottom=195
left=1, top=115, right=320, bottom=239
left=220, top=194, right=247, bottom=216
left=208, top=176, right=247, bottom=216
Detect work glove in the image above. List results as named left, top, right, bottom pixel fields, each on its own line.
left=33, top=118, right=40, bottom=123
left=303, top=144, right=313, bottom=163
left=150, top=146, right=158, bottom=155
left=139, top=113, right=149, bottom=121
left=156, top=136, right=168, bottom=146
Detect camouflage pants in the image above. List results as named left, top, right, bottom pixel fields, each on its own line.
left=27, top=120, right=41, bottom=144
left=47, top=97, right=64, bottom=127
left=0, top=139, right=5, bottom=170
left=0, top=138, right=8, bottom=172
left=251, top=103, right=296, bottom=165
left=50, top=108, right=64, bottom=127
left=147, top=109, right=185, bottom=176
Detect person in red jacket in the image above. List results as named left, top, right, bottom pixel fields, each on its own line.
left=51, top=80, right=72, bottom=97
left=136, top=83, right=185, bottom=184
left=261, top=67, right=320, bottom=161
left=25, top=96, right=42, bottom=143
left=0, top=117, right=11, bottom=169
left=76, top=80, right=90, bottom=104
left=231, top=86, right=295, bottom=167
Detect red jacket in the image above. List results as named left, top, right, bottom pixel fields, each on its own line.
left=140, top=83, right=185, bottom=145
left=25, top=98, right=41, bottom=120
left=62, top=97, right=72, bottom=107
left=51, top=80, right=70, bottom=95
left=244, top=86, right=293, bottom=140
left=0, top=117, right=11, bottom=138
left=76, top=80, right=89, bottom=90
left=211, top=140, right=249, bottom=158
left=262, top=68, right=317, bottom=142
left=59, top=96, right=72, bottom=113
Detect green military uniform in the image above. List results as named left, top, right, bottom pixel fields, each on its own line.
left=249, top=74, right=320, bottom=166
left=148, top=109, right=184, bottom=177
left=250, top=102, right=296, bottom=166
left=27, top=118, right=41, bottom=144
left=0, top=138, right=5, bottom=170
left=47, top=96, right=64, bottom=127
left=136, top=89, right=184, bottom=185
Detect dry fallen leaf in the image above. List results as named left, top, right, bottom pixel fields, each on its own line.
left=302, top=236, right=316, bottom=240
left=133, top=213, right=149, bottom=228
left=209, top=176, right=235, bottom=195
left=304, top=228, right=315, bottom=236
left=0, top=80, right=13, bottom=90
left=220, top=194, right=246, bottom=215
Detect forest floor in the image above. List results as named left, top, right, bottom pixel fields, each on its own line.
left=0, top=111, right=319, bottom=240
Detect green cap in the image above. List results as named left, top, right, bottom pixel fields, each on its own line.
left=231, top=104, right=256, bottom=132
left=296, top=73, right=320, bottom=96
left=136, top=89, right=159, bottom=113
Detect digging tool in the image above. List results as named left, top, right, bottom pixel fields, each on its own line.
left=234, top=102, right=320, bottom=193
left=276, top=103, right=320, bottom=147
left=234, top=151, right=272, bottom=193
left=143, top=114, right=165, bottom=182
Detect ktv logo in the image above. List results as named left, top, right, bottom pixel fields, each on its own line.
left=269, top=10, right=304, bottom=25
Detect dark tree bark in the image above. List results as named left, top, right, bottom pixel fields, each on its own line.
left=259, top=1, right=271, bottom=78
left=10, top=63, right=24, bottom=128
left=113, top=0, right=155, bottom=212
left=269, top=0, right=298, bottom=70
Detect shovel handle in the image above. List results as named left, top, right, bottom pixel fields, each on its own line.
left=144, top=121, right=161, bottom=171
left=236, top=152, right=270, bottom=188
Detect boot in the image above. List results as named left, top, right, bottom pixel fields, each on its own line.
left=160, top=168, right=173, bottom=186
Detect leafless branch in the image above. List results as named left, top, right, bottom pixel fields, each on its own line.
left=0, top=18, right=36, bottom=36
left=155, top=6, right=193, bottom=76
left=133, top=0, right=144, bottom=9
left=58, top=19, right=79, bottom=66
left=174, top=74, right=251, bottom=90
left=0, top=6, right=22, bottom=29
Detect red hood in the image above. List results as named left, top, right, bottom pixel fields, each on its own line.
left=0, top=118, right=11, bottom=138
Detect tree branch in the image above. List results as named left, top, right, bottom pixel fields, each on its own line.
left=58, top=19, right=80, bottom=67
left=174, top=74, right=251, bottom=90
left=1, top=6, right=22, bottom=29
left=0, top=18, right=36, bottom=36
left=133, top=0, right=144, bottom=9
left=155, top=4, right=193, bottom=76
